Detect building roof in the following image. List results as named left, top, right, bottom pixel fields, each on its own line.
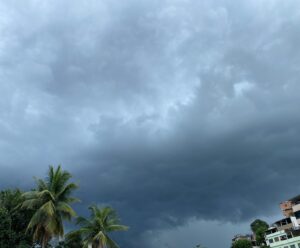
left=289, top=195, right=300, bottom=203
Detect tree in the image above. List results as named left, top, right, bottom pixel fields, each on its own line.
left=0, top=206, right=11, bottom=248
left=76, top=205, right=128, bottom=248
left=250, top=219, right=269, bottom=233
left=60, top=230, right=83, bottom=248
left=21, top=165, right=79, bottom=248
left=0, top=189, right=32, bottom=247
left=250, top=219, right=269, bottom=245
left=231, top=239, right=252, bottom=248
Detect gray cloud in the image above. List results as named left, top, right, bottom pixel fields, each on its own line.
left=1, top=0, right=300, bottom=247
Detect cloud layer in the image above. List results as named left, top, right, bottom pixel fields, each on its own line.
left=1, top=0, right=300, bottom=247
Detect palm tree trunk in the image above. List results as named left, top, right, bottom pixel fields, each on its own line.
left=42, top=233, right=49, bottom=248
left=42, top=238, right=46, bottom=248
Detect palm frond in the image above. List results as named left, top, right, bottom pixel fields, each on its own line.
left=57, top=182, right=79, bottom=199
left=106, top=235, right=120, bottom=248
left=107, top=224, right=129, bottom=232
left=37, top=189, right=55, bottom=201
left=66, top=196, right=81, bottom=203
left=57, top=202, right=77, bottom=220
left=76, top=216, right=91, bottom=226
left=27, top=208, right=47, bottom=232
left=94, top=231, right=107, bottom=247
left=78, top=205, right=128, bottom=248
left=34, top=177, right=48, bottom=191
left=21, top=198, right=43, bottom=209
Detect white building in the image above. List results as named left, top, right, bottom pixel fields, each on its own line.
left=265, top=225, right=300, bottom=248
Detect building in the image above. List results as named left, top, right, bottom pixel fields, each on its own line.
left=232, top=195, right=300, bottom=248
left=232, top=234, right=259, bottom=247
left=265, top=195, right=300, bottom=248
left=265, top=226, right=300, bottom=248
left=280, top=195, right=300, bottom=218
left=232, top=234, right=253, bottom=242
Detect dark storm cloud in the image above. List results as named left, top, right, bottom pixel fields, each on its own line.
left=1, top=0, right=300, bottom=247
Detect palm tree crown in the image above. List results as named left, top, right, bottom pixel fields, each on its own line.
left=76, top=205, right=128, bottom=248
left=21, top=165, right=79, bottom=247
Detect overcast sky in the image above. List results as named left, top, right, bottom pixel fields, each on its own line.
left=1, top=0, right=300, bottom=247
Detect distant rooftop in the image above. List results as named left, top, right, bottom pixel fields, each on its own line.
left=289, top=195, right=300, bottom=203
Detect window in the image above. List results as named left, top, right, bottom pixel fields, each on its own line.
left=297, top=243, right=300, bottom=248
left=269, top=239, right=274, bottom=243
left=291, top=245, right=296, bottom=248
left=274, top=237, right=279, bottom=242
left=295, top=211, right=300, bottom=219
left=284, top=246, right=289, bottom=248
left=281, top=235, right=288, bottom=240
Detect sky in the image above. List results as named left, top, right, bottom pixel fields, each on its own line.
left=1, top=0, right=300, bottom=247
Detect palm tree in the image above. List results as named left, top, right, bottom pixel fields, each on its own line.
left=76, top=205, right=128, bottom=248
left=21, top=165, right=79, bottom=248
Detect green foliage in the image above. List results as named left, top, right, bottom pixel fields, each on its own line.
left=0, top=165, right=129, bottom=248
left=231, top=239, right=252, bottom=248
left=255, top=226, right=268, bottom=245
left=250, top=219, right=269, bottom=245
left=63, top=230, right=83, bottom=248
left=0, top=206, right=11, bottom=248
left=0, top=189, right=33, bottom=247
left=21, top=165, right=79, bottom=248
left=250, top=219, right=268, bottom=233
left=76, top=205, right=128, bottom=248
